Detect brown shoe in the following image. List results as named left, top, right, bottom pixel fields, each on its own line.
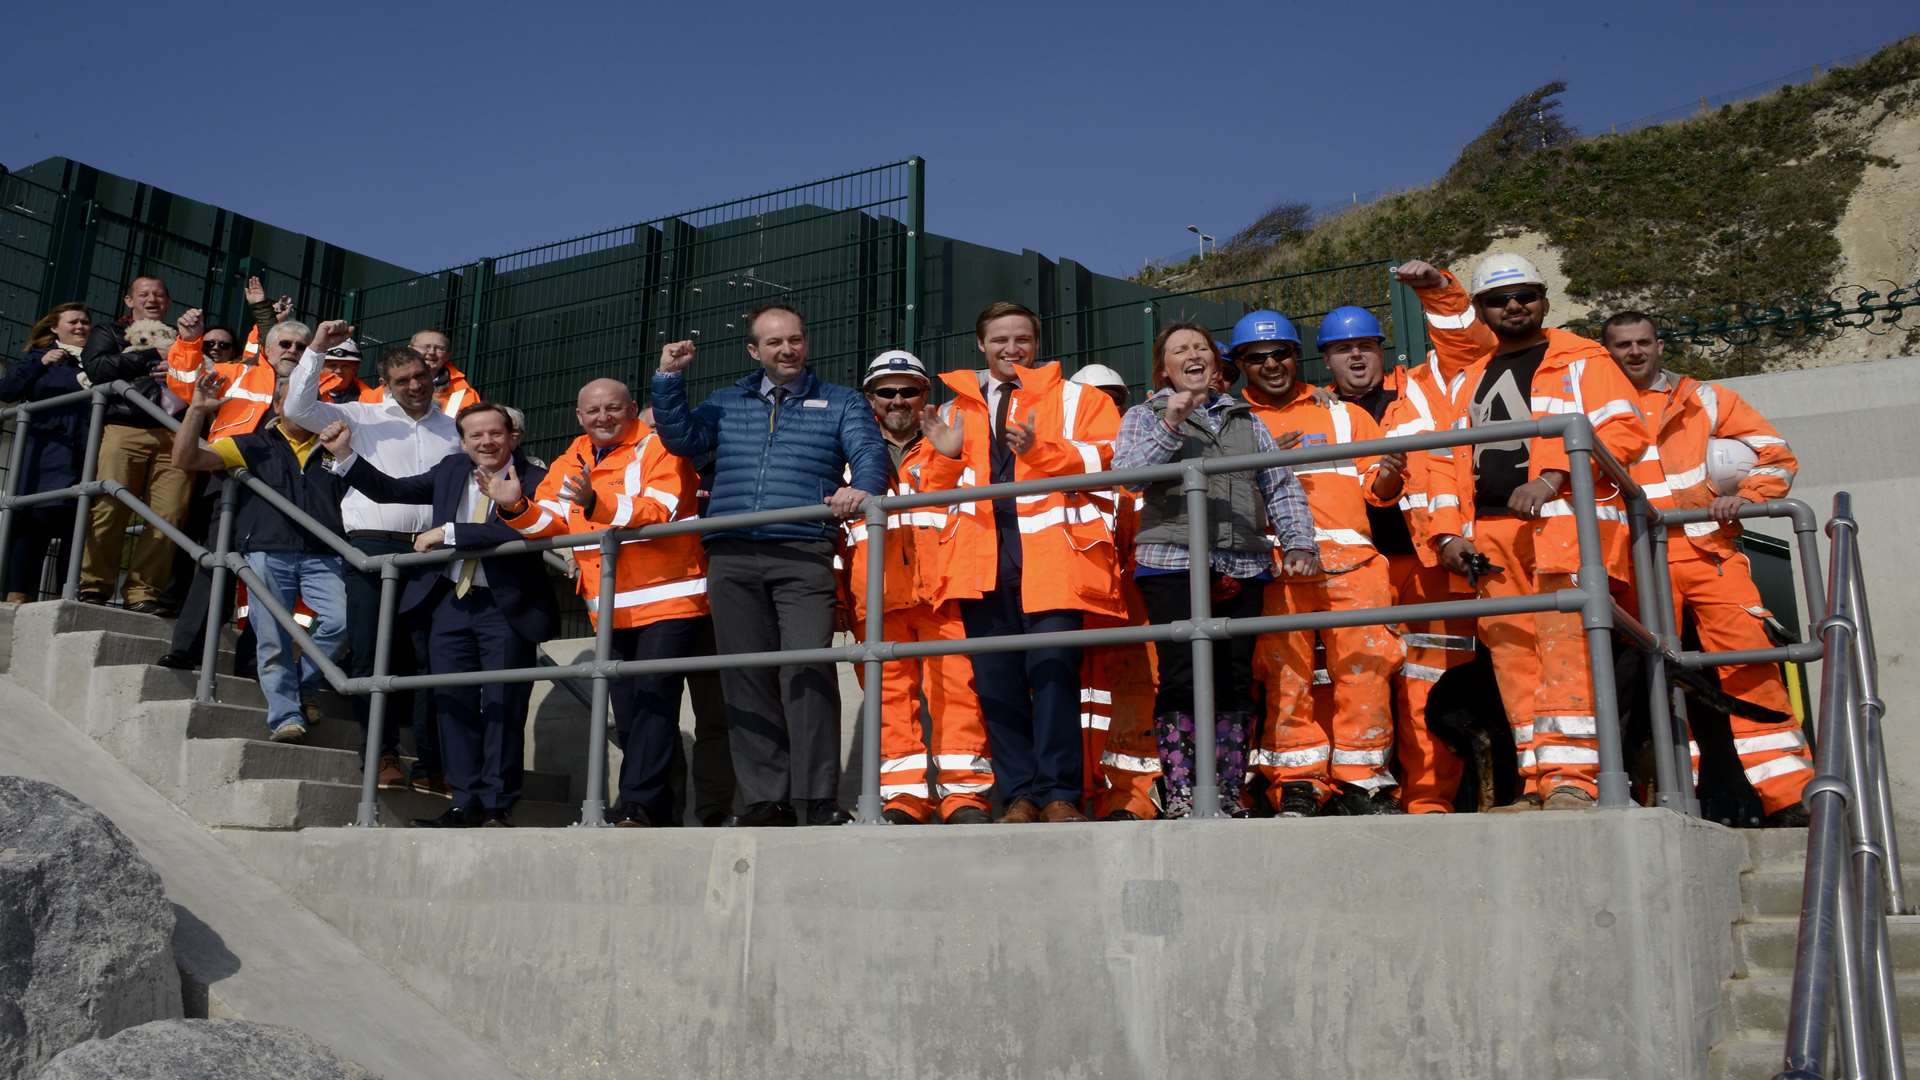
left=1041, top=800, right=1088, bottom=823
left=413, top=773, right=452, bottom=797
left=997, top=798, right=1042, bottom=824
left=1541, top=787, right=1596, bottom=811
left=376, top=755, right=410, bottom=790
left=1486, top=794, right=1542, bottom=814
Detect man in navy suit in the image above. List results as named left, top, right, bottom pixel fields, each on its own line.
left=320, top=402, right=558, bottom=827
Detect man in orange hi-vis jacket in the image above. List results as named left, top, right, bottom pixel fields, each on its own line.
left=1231, top=311, right=1407, bottom=817
left=491, top=377, right=708, bottom=828
left=1398, top=254, right=1652, bottom=811
left=843, top=350, right=995, bottom=825
left=917, top=301, right=1125, bottom=824
left=366, top=329, right=482, bottom=417
left=1600, top=311, right=1811, bottom=825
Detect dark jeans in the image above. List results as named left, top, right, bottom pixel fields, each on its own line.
left=705, top=539, right=841, bottom=805
left=430, top=586, right=534, bottom=812
left=345, top=535, right=432, bottom=764
left=1136, top=571, right=1263, bottom=716
left=959, top=584, right=1084, bottom=808
left=4, top=503, right=76, bottom=598
left=674, top=615, right=735, bottom=824
left=611, top=616, right=700, bottom=824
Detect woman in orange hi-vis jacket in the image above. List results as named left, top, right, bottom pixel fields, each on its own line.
left=1402, top=255, right=1652, bottom=811
left=840, top=351, right=995, bottom=826
left=1600, top=312, right=1811, bottom=824
left=492, top=378, right=708, bottom=828
left=1229, top=311, right=1406, bottom=817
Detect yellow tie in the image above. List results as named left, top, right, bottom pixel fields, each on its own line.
left=453, top=490, right=492, bottom=598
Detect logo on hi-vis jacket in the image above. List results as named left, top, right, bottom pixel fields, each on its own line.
left=1301, top=433, right=1330, bottom=446
left=1470, top=367, right=1532, bottom=472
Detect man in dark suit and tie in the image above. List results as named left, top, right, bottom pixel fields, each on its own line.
left=319, top=402, right=558, bottom=827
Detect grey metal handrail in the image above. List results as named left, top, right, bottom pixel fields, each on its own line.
left=0, top=382, right=1839, bottom=834
left=1776, top=492, right=1907, bottom=1080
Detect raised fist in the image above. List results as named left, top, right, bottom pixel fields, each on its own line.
left=176, top=308, right=204, bottom=341
left=659, top=340, right=696, bottom=375
left=1392, top=260, right=1445, bottom=290
left=311, top=320, right=354, bottom=354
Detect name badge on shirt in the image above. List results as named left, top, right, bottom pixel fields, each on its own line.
left=802, top=398, right=829, bottom=409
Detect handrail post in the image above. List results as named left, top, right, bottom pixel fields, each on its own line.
left=856, top=498, right=886, bottom=825
left=1628, top=498, right=1684, bottom=809
left=194, top=481, right=238, bottom=703
left=1561, top=427, right=1631, bottom=808
left=353, top=564, right=401, bottom=828
left=902, top=157, right=924, bottom=357
left=1184, top=464, right=1221, bottom=818
left=1647, top=522, right=1701, bottom=816
left=0, top=406, right=29, bottom=595
left=61, top=391, right=108, bottom=600
left=579, top=533, right=617, bottom=827
left=1843, top=529, right=1907, bottom=914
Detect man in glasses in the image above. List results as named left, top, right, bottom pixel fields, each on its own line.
left=1398, top=254, right=1651, bottom=811
left=843, top=351, right=994, bottom=825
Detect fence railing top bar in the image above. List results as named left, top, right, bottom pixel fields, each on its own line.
left=437, top=158, right=918, bottom=272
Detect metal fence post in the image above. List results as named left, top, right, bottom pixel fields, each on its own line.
left=0, top=406, right=28, bottom=594
left=353, top=564, right=401, bottom=828
left=1184, top=464, right=1222, bottom=818
left=463, top=258, right=495, bottom=373
left=1627, top=498, right=1684, bottom=809
left=1560, top=426, right=1631, bottom=808
left=195, top=481, right=238, bottom=703
left=580, top=533, right=617, bottom=828
left=856, top=499, right=887, bottom=825
left=61, top=391, right=108, bottom=601
left=903, top=157, right=924, bottom=357
left=1139, top=306, right=1156, bottom=386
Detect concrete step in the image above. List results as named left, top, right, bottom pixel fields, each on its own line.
left=1744, top=864, right=1920, bottom=919
left=159, top=698, right=366, bottom=752
left=187, top=738, right=365, bottom=786
left=67, top=627, right=238, bottom=674
left=199, top=778, right=580, bottom=829
left=1726, top=974, right=1920, bottom=1037
left=1737, top=914, right=1920, bottom=975
left=1709, top=1036, right=1920, bottom=1080
left=1744, top=827, right=1809, bottom=869
left=0, top=602, right=15, bottom=672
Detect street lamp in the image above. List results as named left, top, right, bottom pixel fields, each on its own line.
left=1185, top=224, right=1215, bottom=260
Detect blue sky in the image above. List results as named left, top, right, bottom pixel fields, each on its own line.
left=5, top=1, right=1914, bottom=279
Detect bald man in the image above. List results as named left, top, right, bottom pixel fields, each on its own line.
left=493, top=378, right=712, bottom=828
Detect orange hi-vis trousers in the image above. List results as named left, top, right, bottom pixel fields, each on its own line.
left=1668, top=548, right=1810, bottom=813
left=1083, top=643, right=1161, bottom=819
left=856, top=601, right=995, bottom=822
left=1252, top=556, right=1402, bottom=802
left=1470, top=516, right=1601, bottom=799
left=1387, top=554, right=1476, bottom=813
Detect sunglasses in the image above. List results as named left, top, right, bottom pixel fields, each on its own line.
left=1481, top=289, right=1543, bottom=308
left=204, top=339, right=236, bottom=351
left=1236, top=347, right=1297, bottom=365
left=866, top=386, right=925, bottom=400
left=272, top=339, right=307, bottom=350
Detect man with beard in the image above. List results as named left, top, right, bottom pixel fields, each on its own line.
left=1402, top=255, right=1651, bottom=811
left=285, top=321, right=461, bottom=791
left=1314, top=305, right=1480, bottom=813
left=364, top=329, right=482, bottom=417
left=844, top=351, right=994, bottom=824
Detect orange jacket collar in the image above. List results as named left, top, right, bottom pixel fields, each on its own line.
left=939, top=361, right=1064, bottom=404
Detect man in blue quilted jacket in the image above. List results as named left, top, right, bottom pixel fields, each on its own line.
left=650, top=303, right=891, bottom=826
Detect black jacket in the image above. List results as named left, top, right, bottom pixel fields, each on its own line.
left=79, top=323, right=168, bottom=426
left=0, top=348, right=88, bottom=491
left=339, top=450, right=559, bottom=644
left=226, top=423, right=349, bottom=555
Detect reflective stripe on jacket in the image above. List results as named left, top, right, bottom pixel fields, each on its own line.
left=501, top=421, right=708, bottom=629
left=1379, top=357, right=1469, bottom=567
left=1240, top=383, right=1391, bottom=572
left=1635, top=375, right=1796, bottom=561
left=844, top=437, right=950, bottom=620
left=918, top=362, right=1123, bottom=618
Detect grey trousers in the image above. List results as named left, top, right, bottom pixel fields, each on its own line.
left=705, top=539, right=842, bottom=804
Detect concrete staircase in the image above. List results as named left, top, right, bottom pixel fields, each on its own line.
left=2, top=600, right=577, bottom=828
left=1710, top=828, right=1919, bottom=1077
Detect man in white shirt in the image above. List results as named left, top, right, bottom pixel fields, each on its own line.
left=286, top=320, right=461, bottom=790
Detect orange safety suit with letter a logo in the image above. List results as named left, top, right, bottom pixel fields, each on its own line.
left=501, top=419, right=707, bottom=629
left=843, top=434, right=994, bottom=822
left=1375, top=358, right=1480, bottom=812
left=1418, top=270, right=1652, bottom=801
left=1634, top=372, right=1809, bottom=813
left=1243, top=383, right=1404, bottom=804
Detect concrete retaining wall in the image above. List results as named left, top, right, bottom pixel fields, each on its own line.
left=224, top=810, right=1746, bottom=1080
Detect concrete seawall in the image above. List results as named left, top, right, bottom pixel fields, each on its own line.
left=224, top=811, right=1746, bottom=1080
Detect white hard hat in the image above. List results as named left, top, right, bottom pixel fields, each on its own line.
left=1470, top=253, right=1548, bottom=297
left=863, top=349, right=928, bottom=388
left=1706, top=438, right=1758, bottom=496
left=1070, top=363, right=1128, bottom=391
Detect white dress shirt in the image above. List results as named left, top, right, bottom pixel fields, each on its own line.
left=284, top=347, right=460, bottom=534
left=439, top=474, right=490, bottom=589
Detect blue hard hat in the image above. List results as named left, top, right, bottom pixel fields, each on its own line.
left=1315, top=305, right=1386, bottom=348
left=1228, top=310, right=1300, bottom=354
left=1213, top=338, right=1231, bottom=358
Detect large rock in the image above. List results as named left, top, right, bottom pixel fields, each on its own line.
left=0, top=777, right=181, bottom=1079
left=37, top=1020, right=378, bottom=1080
